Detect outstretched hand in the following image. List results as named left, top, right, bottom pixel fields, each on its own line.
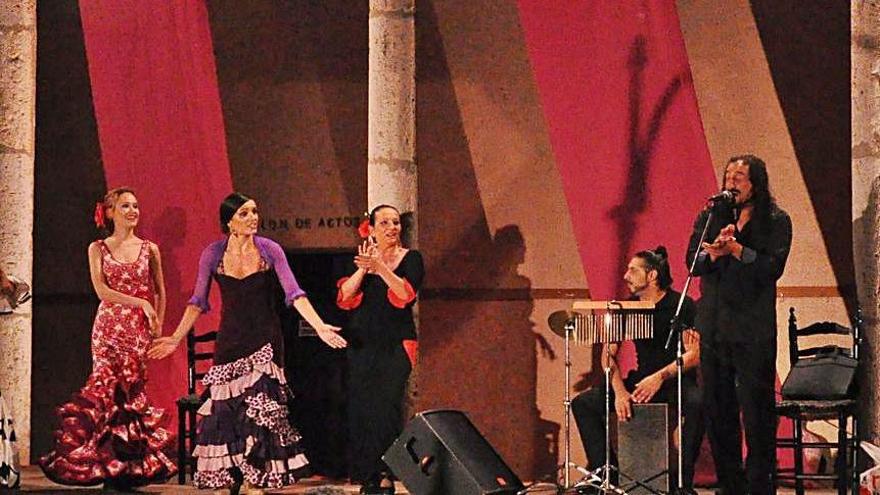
left=148, top=336, right=180, bottom=360
left=316, top=323, right=347, bottom=349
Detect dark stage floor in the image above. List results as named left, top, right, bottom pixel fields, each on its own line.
left=13, top=465, right=842, bottom=495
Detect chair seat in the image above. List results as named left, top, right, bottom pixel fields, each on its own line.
left=776, top=398, right=856, bottom=419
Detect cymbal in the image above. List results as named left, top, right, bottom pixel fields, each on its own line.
left=547, top=310, right=580, bottom=337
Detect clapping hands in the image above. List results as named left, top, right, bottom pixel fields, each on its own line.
left=701, top=224, right=737, bottom=260
left=355, top=238, right=382, bottom=273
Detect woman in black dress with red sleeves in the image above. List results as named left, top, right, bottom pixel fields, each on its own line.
left=337, top=205, right=424, bottom=495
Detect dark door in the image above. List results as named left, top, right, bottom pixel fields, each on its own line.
left=280, top=250, right=353, bottom=478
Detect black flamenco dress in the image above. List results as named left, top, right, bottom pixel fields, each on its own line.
left=188, top=236, right=311, bottom=489
left=337, top=250, right=424, bottom=483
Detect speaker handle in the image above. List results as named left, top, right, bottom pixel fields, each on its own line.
left=404, top=437, right=436, bottom=476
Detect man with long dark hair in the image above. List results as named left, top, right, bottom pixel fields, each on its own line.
left=686, top=155, right=792, bottom=495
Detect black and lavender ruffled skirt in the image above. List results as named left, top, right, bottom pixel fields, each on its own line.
left=193, top=343, right=309, bottom=489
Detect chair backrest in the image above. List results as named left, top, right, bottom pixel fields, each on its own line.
left=786, top=307, right=861, bottom=367
left=186, top=329, right=217, bottom=395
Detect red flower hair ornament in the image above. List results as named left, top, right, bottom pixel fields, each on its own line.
left=357, top=215, right=371, bottom=239
left=94, top=202, right=106, bottom=229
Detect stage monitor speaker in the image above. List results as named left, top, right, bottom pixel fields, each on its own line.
left=383, top=409, right=523, bottom=495
left=617, top=403, right=671, bottom=494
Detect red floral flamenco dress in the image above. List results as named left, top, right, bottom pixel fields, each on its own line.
left=39, top=240, right=177, bottom=486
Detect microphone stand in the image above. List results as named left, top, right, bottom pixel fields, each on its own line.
left=664, top=199, right=729, bottom=494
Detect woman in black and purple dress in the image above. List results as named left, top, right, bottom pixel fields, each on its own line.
left=337, top=205, right=424, bottom=494
left=149, top=193, right=346, bottom=492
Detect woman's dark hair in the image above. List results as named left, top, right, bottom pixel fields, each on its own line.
left=100, top=187, right=136, bottom=236
left=368, top=204, right=400, bottom=225
left=635, top=245, right=673, bottom=290
left=726, top=154, right=775, bottom=219
left=220, top=192, right=253, bottom=234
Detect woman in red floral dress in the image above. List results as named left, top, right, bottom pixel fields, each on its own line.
left=39, top=187, right=177, bottom=488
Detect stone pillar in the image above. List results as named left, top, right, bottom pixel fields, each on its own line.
left=852, top=0, right=880, bottom=447
left=0, top=0, right=36, bottom=464
left=368, top=0, right=417, bottom=413
left=368, top=0, right=417, bottom=245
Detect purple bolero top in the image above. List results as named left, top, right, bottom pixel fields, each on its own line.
left=187, top=236, right=306, bottom=313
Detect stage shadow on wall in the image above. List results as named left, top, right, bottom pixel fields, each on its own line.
left=32, top=0, right=106, bottom=462
left=415, top=0, right=557, bottom=479
left=751, top=0, right=854, bottom=313
left=491, top=226, right=561, bottom=482
left=574, top=35, right=689, bottom=393
left=608, top=35, right=687, bottom=299
left=206, top=0, right=367, bottom=232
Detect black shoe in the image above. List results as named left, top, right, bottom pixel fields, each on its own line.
left=102, top=480, right=137, bottom=493
left=359, top=480, right=381, bottom=495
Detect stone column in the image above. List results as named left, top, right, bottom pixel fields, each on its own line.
left=852, top=0, right=880, bottom=447
left=368, top=0, right=416, bottom=245
left=0, top=0, right=36, bottom=464
left=368, top=0, right=417, bottom=413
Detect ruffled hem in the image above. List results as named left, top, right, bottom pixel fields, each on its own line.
left=241, top=456, right=309, bottom=488
left=194, top=344, right=308, bottom=489
left=193, top=467, right=234, bottom=489
left=193, top=455, right=310, bottom=489
left=196, top=449, right=307, bottom=474
left=38, top=356, right=177, bottom=486
left=201, top=358, right=287, bottom=403
left=202, top=343, right=277, bottom=386
left=40, top=450, right=177, bottom=487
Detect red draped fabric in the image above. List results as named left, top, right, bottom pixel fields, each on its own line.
left=517, top=0, right=718, bottom=482
left=517, top=0, right=716, bottom=300
left=79, top=0, right=232, bottom=428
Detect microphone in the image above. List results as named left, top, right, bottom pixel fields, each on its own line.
left=708, top=190, right=737, bottom=203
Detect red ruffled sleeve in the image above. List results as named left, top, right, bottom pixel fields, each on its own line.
left=336, top=276, right=363, bottom=310
left=387, top=278, right=416, bottom=309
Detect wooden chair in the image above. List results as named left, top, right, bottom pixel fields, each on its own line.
left=176, top=329, right=216, bottom=484
left=775, top=307, right=861, bottom=495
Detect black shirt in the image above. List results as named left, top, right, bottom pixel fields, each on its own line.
left=629, top=289, right=697, bottom=383
left=686, top=204, right=792, bottom=343
left=345, top=250, right=425, bottom=347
